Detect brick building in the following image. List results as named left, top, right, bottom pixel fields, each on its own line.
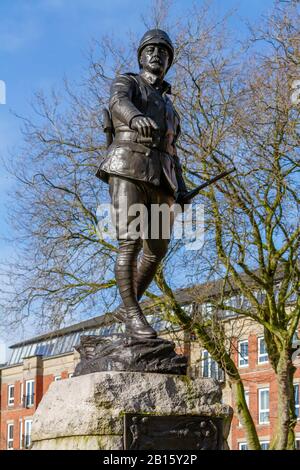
left=0, top=284, right=299, bottom=450
left=218, top=317, right=300, bottom=450
left=0, top=314, right=121, bottom=450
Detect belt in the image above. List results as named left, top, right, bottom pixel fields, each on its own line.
left=114, top=130, right=166, bottom=151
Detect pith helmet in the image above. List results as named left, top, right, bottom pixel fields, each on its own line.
left=137, top=29, right=174, bottom=70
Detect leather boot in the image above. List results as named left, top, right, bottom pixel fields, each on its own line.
left=125, top=306, right=157, bottom=339
left=113, top=305, right=157, bottom=338
left=113, top=252, right=161, bottom=332
left=136, top=252, right=161, bottom=300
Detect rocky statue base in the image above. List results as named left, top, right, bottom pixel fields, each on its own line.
left=31, top=371, right=233, bottom=450
left=74, top=335, right=188, bottom=376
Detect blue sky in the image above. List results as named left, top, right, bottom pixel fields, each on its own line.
left=0, top=0, right=276, bottom=347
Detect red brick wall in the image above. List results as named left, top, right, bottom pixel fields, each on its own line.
left=0, top=381, right=36, bottom=450
left=0, top=369, right=72, bottom=450
left=230, top=333, right=300, bottom=449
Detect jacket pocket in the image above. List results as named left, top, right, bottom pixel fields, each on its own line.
left=107, top=144, right=151, bottom=179
left=109, top=146, right=132, bottom=172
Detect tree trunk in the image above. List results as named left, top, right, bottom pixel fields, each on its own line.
left=287, top=361, right=297, bottom=450
left=230, top=378, right=261, bottom=450
left=270, top=349, right=296, bottom=450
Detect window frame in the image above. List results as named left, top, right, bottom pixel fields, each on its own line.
left=24, top=419, right=33, bottom=449
left=258, top=337, right=268, bottom=364
left=8, top=384, right=15, bottom=406
left=260, top=441, right=270, bottom=450
left=201, top=302, right=214, bottom=318
left=238, top=340, right=249, bottom=368
left=20, top=382, right=24, bottom=405
left=7, top=423, right=14, bottom=450
left=239, top=442, right=248, bottom=450
left=19, top=419, right=23, bottom=450
left=201, top=349, right=224, bottom=381
left=25, top=379, right=35, bottom=407
left=258, top=387, right=270, bottom=425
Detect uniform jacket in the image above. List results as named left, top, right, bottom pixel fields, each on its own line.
left=96, top=71, right=187, bottom=195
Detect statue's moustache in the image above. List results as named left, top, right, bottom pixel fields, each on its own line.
left=150, top=58, right=161, bottom=64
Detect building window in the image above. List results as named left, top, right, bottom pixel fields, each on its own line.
left=19, top=419, right=23, bottom=450
left=260, top=441, right=269, bottom=450
left=20, top=382, right=23, bottom=405
left=223, top=296, right=242, bottom=317
left=238, top=340, right=249, bottom=367
left=258, top=337, right=268, bottom=363
left=54, top=375, right=61, bottom=381
left=258, top=388, right=270, bottom=424
left=201, top=350, right=224, bottom=381
left=295, top=384, right=299, bottom=419
left=8, top=384, right=15, bottom=406
left=239, top=442, right=248, bottom=450
left=7, top=423, right=14, bottom=450
left=239, top=390, right=249, bottom=427
left=295, top=439, right=300, bottom=450
left=201, top=302, right=214, bottom=318
left=24, top=419, right=33, bottom=449
left=24, top=380, right=35, bottom=407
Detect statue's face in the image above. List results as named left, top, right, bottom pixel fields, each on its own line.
left=139, top=44, right=170, bottom=77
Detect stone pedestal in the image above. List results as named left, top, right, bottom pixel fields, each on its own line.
left=31, top=371, right=232, bottom=450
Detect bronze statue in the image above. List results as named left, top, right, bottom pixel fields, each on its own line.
left=75, top=29, right=235, bottom=375
left=96, top=29, right=190, bottom=339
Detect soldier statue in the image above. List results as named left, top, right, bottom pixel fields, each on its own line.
left=96, top=29, right=190, bottom=340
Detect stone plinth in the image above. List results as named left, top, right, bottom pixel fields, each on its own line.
left=31, top=371, right=232, bottom=450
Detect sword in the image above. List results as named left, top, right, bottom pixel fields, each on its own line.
left=179, top=167, right=236, bottom=204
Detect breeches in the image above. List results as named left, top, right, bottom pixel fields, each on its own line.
left=108, top=175, right=175, bottom=307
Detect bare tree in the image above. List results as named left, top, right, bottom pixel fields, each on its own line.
left=169, top=0, right=300, bottom=449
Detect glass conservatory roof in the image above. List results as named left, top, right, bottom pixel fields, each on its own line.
left=8, top=320, right=123, bottom=365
